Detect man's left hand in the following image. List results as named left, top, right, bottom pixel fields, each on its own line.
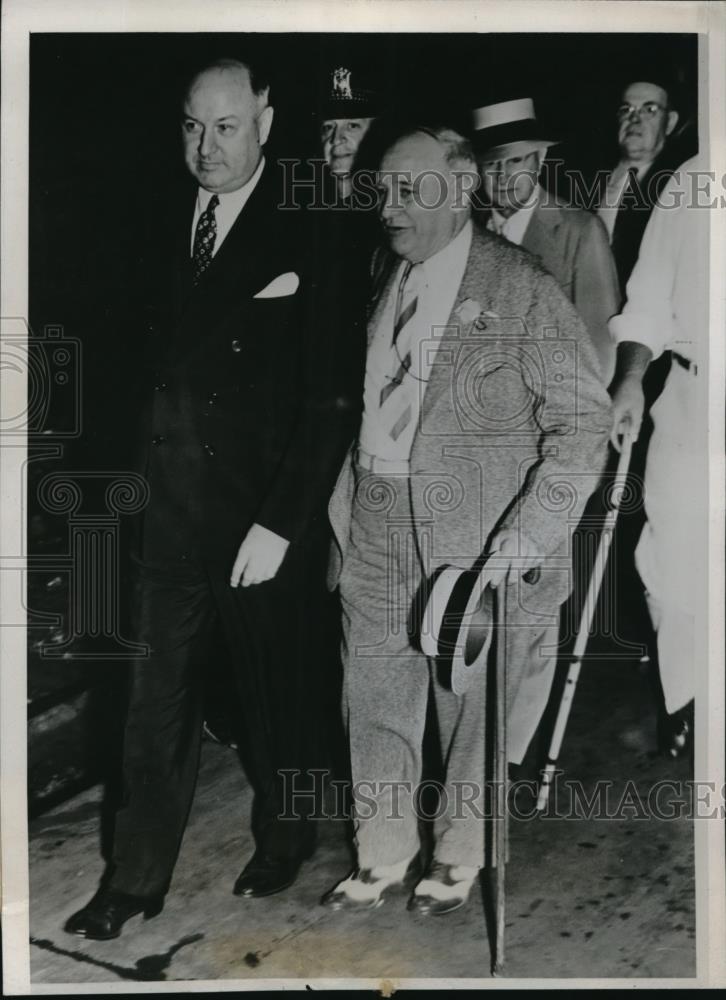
left=230, top=523, right=290, bottom=588
left=486, top=529, right=542, bottom=588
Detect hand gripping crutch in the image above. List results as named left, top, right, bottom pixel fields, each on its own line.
left=536, top=427, right=635, bottom=812
left=492, top=581, right=509, bottom=977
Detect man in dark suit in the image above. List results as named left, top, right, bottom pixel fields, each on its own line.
left=593, top=75, right=690, bottom=687
left=596, top=77, right=682, bottom=297
left=302, top=66, right=384, bottom=780
left=66, top=56, right=328, bottom=940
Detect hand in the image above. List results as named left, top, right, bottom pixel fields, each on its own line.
left=486, top=529, right=542, bottom=589
left=230, top=523, right=290, bottom=588
left=609, top=373, right=645, bottom=451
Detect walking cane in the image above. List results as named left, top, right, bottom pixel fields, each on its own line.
left=536, top=426, right=635, bottom=812
left=492, top=580, right=508, bottom=977
left=419, top=557, right=512, bottom=974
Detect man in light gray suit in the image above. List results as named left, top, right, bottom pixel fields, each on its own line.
left=472, top=98, right=620, bottom=383
left=471, top=99, right=621, bottom=768
left=321, top=125, right=612, bottom=917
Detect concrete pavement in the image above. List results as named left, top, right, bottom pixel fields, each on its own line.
left=29, top=659, right=696, bottom=985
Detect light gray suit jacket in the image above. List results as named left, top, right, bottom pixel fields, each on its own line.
left=520, top=198, right=620, bottom=382
left=328, top=224, right=613, bottom=619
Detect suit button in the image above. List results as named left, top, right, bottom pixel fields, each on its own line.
left=203, top=443, right=216, bottom=457
left=208, top=392, right=218, bottom=405
left=154, top=381, right=167, bottom=391
left=231, top=339, right=242, bottom=353
left=152, top=434, right=165, bottom=446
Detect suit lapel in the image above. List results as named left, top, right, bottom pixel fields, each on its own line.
left=420, top=226, right=498, bottom=415
left=189, top=165, right=277, bottom=301
left=521, top=200, right=561, bottom=264
left=170, top=190, right=196, bottom=318
left=364, top=227, right=508, bottom=434
left=168, top=165, right=283, bottom=356
left=366, top=251, right=401, bottom=347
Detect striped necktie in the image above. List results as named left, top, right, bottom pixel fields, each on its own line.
left=379, top=262, right=421, bottom=441
left=192, top=194, right=219, bottom=285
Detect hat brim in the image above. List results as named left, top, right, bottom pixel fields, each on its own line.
left=475, top=138, right=558, bottom=162
left=471, top=118, right=558, bottom=158
left=421, top=560, right=495, bottom=696
left=318, top=97, right=382, bottom=121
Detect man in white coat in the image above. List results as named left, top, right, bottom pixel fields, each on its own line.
left=609, top=154, right=708, bottom=755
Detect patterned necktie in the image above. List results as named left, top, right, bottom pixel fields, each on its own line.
left=192, top=194, right=219, bottom=285
left=379, top=262, right=421, bottom=441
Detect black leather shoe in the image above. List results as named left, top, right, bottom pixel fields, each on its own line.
left=65, top=889, right=164, bottom=941
left=233, top=850, right=311, bottom=898
left=658, top=701, right=694, bottom=759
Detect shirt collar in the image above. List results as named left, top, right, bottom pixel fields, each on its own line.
left=615, top=157, right=654, bottom=183
left=490, top=183, right=541, bottom=233
left=419, top=218, right=473, bottom=279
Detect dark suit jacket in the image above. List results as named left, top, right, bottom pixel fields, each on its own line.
left=604, top=150, right=679, bottom=296
left=302, top=182, right=380, bottom=516
left=134, top=163, right=316, bottom=564
left=518, top=197, right=620, bottom=381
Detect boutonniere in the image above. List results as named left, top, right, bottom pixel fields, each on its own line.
left=455, top=298, right=492, bottom=331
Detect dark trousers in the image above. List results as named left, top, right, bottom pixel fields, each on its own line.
left=109, top=548, right=321, bottom=899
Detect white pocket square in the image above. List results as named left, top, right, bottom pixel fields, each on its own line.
left=253, top=272, right=299, bottom=298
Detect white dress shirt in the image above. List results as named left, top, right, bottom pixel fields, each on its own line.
left=487, top=185, right=541, bottom=245
left=608, top=156, right=706, bottom=364
left=190, top=156, right=265, bottom=256
left=597, top=158, right=654, bottom=242
left=607, top=156, right=708, bottom=702
left=359, top=220, right=473, bottom=461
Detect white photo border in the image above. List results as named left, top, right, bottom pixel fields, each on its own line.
left=2, top=0, right=724, bottom=992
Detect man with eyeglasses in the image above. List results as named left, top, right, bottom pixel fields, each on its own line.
left=596, top=73, right=698, bottom=758
left=598, top=78, right=681, bottom=296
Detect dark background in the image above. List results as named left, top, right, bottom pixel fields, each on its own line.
left=29, top=31, right=699, bottom=466
left=26, top=32, right=699, bottom=813
left=30, top=33, right=699, bottom=462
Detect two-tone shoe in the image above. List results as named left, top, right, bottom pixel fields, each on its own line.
left=321, top=855, right=419, bottom=911
left=407, top=860, right=480, bottom=916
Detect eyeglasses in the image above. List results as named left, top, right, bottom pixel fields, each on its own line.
left=617, top=102, right=668, bottom=121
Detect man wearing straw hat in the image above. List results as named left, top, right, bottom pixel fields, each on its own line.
left=322, top=124, right=612, bottom=916
left=472, top=98, right=620, bottom=383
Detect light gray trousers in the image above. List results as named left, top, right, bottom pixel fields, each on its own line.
left=339, top=464, right=557, bottom=869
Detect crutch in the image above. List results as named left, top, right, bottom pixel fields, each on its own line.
left=491, top=581, right=508, bottom=976
left=536, top=426, right=635, bottom=812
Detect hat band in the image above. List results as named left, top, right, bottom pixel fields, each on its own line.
left=318, top=94, right=382, bottom=118
left=472, top=119, right=552, bottom=152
